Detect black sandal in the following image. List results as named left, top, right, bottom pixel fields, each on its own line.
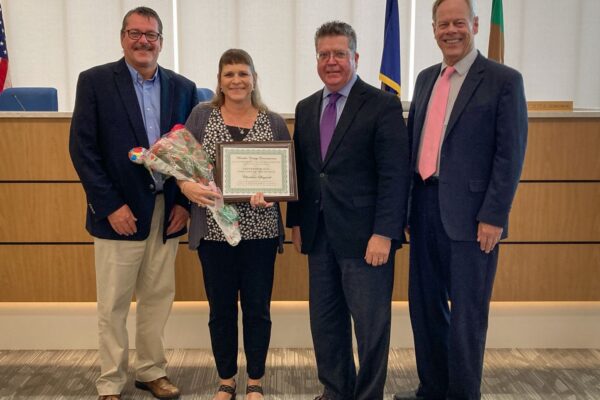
left=217, top=383, right=236, bottom=400
left=246, top=385, right=264, bottom=397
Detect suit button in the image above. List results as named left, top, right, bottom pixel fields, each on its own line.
left=319, top=173, right=325, bottom=178
left=314, top=199, right=320, bottom=204
left=149, top=183, right=155, bottom=190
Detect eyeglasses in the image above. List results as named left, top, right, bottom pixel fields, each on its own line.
left=316, top=50, right=350, bottom=62
left=123, top=29, right=162, bottom=42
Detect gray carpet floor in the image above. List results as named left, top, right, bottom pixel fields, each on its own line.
left=0, top=348, right=599, bottom=399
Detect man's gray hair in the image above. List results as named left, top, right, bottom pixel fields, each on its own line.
left=121, top=6, right=163, bottom=35
left=432, top=0, right=477, bottom=21
left=314, top=21, right=357, bottom=53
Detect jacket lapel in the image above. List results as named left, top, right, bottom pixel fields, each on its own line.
left=322, top=78, right=366, bottom=166
left=113, top=58, right=149, bottom=148
left=310, top=90, right=325, bottom=168
left=444, top=53, right=485, bottom=140
left=159, top=66, right=174, bottom=135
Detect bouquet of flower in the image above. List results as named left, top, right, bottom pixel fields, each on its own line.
left=129, top=124, right=241, bottom=246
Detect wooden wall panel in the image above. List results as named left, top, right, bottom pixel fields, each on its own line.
left=2, top=182, right=597, bottom=243
left=288, top=117, right=600, bottom=181
left=175, top=244, right=411, bottom=301
left=0, top=118, right=76, bottom=181
left=174, top=243, right=408, bottom=301
left=2, top=118, right=598, bottom=182
left=173, top=247, right=204, bottom=300
left=521, top=119, right=600, bottom=180
left=0, top=183, right=89, bottom=242
left=509, top=183, right=600, bottom=242
left=392, top=248, right=410, bottom=300
left=272, top=246, right=310, bottom=300
left=493, top=244, right=600, bottom=301
left=0, top=243, right=412, bottom=302
left=285, top=119, right=294, bottom=134
left=1, top=116, right=599, bottom=303
left=278, top=202, right=292, bottom=239
left=2, top=244, right=598, bottom=302
left=0, top=245, right=96, bottom=302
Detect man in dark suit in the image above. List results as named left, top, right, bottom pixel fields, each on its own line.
left=69, top=7, right=198, bottom=400
left=286, top=21, right=410, bottom=400
left=394, top=1, right=527, bottom=399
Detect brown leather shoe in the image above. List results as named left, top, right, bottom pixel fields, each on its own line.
left=135, top=376, right=180, bottom=399
left=98, top=396, right=121, bottom=400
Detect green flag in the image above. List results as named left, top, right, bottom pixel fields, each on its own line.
left=488, top=0, right=504, bottom=63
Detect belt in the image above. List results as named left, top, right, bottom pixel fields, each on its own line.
left=414, top=173, right=439, bottom=186
left=154, top=190, right=164, bottom=195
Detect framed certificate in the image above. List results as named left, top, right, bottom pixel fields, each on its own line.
left=215, top=141, right=298, bottom=202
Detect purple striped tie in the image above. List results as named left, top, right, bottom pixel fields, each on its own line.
left=320, top=92, right=341, bottom=160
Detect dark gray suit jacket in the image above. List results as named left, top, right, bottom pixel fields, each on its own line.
left=287, top=78, right=410, bottom=258
left=69, top=58, right=198, bottom=241
left=408, top=52, right=528, bottom=240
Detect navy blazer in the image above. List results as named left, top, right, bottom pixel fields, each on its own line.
left=69, top=58, right=198, bottom=241
left=287, top=78, right=410, bottom=258
left=408, top=52, right=527, bottom=240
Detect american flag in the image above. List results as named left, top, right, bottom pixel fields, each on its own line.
left=0, top=3, right=10, bottom=93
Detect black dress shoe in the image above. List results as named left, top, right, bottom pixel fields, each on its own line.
left=393, top=391, right=421, bottom=400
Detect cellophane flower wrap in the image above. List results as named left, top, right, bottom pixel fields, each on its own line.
left=129, top=124, right=241, bottom=246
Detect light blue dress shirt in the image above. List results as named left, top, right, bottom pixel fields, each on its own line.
left=126, top=62, right=163, bottom=191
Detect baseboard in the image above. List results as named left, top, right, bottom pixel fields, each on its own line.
left=1, top=301, right=598, bottom=350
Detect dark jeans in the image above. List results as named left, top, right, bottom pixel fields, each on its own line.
left=308, top=219, right=394, bottom=400
left=198, top=238, right=278, bottom=380
left=409, top=180, right=499, bottom=400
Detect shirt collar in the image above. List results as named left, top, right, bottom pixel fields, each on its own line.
left=441, top=47, right=478, bottom=77
left=323, top=73, right=358, bottom=100
left=125, top=61, right=159, bottom=84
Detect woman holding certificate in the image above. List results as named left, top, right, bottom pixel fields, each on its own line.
left=178, top=49, right=289, bottom=400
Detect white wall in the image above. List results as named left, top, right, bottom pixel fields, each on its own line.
left=2, top=302, right=600, bottom=349
left=2, top=0, right=599, bottom=112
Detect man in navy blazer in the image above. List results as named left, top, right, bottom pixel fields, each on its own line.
left=287, top=21, right=410, bottom=400
left=395, top=1, right=527, bottom=399
left=69, top=7, right=197, bottom=400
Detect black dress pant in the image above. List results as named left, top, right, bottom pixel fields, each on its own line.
left=409, top=179, right=499, bottom=400
left=308, top=218, right=394, bottom=400
left=198, top=238, right=278, bottom=379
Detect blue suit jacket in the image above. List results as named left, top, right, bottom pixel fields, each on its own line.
left=408, top=52, right=527, bottom=240
left=69, top=58, right=198, bottom=241
left=287, top=78, right=411, bottom=257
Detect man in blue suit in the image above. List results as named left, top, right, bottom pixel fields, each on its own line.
left=69, top=7, right=197, bottom=400
left=287, top=21, right=410, bottom=400
left=395, top=0, right=527, bottom=399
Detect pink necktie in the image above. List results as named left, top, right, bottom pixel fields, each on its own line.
left=419, top=66, right=455, bottom=180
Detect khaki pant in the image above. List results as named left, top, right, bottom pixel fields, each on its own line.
left=94, top=195, right=179, bottom=396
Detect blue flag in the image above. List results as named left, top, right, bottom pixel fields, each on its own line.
left=379, top=0, right=401, bottom=95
